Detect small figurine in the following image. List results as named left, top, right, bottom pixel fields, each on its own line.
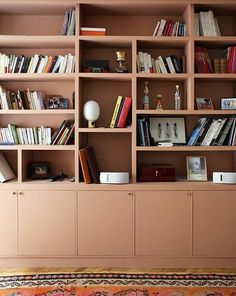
left=174, top=84, right=181, bottom=110
left=143, top=81, right=150, bottom=110
left=156, top=94, right=163, bottom=110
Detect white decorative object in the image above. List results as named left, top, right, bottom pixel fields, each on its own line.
left=100, top=172, right=129, bottom=184
left=213, top=172, right=236, bottom=184
left=83, top=100, right=100, bottom=128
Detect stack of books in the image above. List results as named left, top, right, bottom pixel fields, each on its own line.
left=80, top=27, right=106, bottom=36
left=110, top=96, right=132, bottom=128
left=213, top=58, right=227, bottom=73
left=153, top=19, right=186, bottom=36
left=51, top=119, right=75, bottom=145
left=187, top=117, right=236, bottom=146
left=0, top=53, right=75, bottom=74
left=0, top=86, right=46, bottom=110
left=0, top=124, right=51, bottom=145
left=195, top=47, right=213, bottom=73
left=195, top=10, right=221, bottom=36
left=61, top=8, right=76, bottom=36
left=79, top=146, right=100, bottom=184
left=137, top=52, right=185, bottom=74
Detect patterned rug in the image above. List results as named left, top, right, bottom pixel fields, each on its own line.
left=0, top=271, right=236, bottom=296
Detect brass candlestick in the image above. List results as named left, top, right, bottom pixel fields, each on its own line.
left=156, top=94, right=163, bottom=110
left=115, top=51, right=128, bottom=73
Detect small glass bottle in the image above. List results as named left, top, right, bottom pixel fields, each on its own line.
left=174, top=85, right=181, bottom=110
left=156, top=94, right=163, bottom=110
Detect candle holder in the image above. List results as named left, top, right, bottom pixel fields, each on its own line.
left=115, top=51, right=128, bottom=73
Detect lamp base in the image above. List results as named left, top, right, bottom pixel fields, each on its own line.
left=88, top=120, right=96, bottom=128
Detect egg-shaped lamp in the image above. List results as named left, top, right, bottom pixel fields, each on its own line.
left=83, top=100, right=100, bottom=128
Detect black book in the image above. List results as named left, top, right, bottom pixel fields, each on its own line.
left=84, top=146, right=100, bottom=184
left=138, top=118, right=145, bottom=146
left=216, top=117, right=234, bottom=146
left=48, top=56, right=58, bottom=73
left=21, top=57, right=30, bottom=73
left=13, top=56, right=22, bottom=73
left=144, top=118, right=151, bottom=146
left=227, top=118, right=236, bottom=145
left=34, top=55, right=44, bottom=73
left=114, top=97, right=124, bottom=127
left=162, top=57, right=171, bottom=73
left=194, top=118, right=212, bottom=146
left=170, top=55, right=182, bottom=73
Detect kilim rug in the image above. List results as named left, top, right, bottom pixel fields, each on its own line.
left=0, top=270, right=236, bottom=296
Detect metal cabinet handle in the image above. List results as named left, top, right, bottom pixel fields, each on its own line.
left=19, top=192, right=23, bottom=195
left=12, top=192, right=17, bottom=196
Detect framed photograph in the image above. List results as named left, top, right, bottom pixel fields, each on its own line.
left=186, top=156, right=207, bottom=181
left=149, top=117, right=186, bottom=145
left=196, top=97, right=214, bottom=110
left=221, top=97, right=236, bottom=110
left=48, top=96, right=68, bottom=109
left=29, top=162, right=51, bottom=179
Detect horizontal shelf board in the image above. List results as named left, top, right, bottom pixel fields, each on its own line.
left=0, top=73, right=76, bottom=81
left=194, top=74, right=236, bottom=80
left=79, top=72, right=133, bottom=80
left=194, top=36, right=236, bottom=46
left=136, top=146, right=236, bottom=151
left=136, top=73, right=190, bottom=79
left=0, top=110, right=75, bottom=115
left=78, top=127, right=133, bottom=133
left=136, top=110, right=236, bottom=115
left=7, top=145, right=76, bottom=151
left=0, top=35, right=75, bottom=48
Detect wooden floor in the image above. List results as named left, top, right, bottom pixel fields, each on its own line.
left=0, top=267, right=236, bottom=275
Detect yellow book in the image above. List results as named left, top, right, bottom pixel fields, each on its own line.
left=110, top=95, right=123, bottom=128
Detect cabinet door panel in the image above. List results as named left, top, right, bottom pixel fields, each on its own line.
left=136, top=191, right=192, bottom=256
left=18, top=190, right=76, bottom=256
left=78, top=191, right=133, bottom=256
left=0, top=191, right=17, bottom=256
left=193, top=191, right=236, bottom=257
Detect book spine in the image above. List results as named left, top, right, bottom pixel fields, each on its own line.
left=117, top=97, right=132, bottom=128
left=110, top=96, right=123, bottom=128
left=79, top=148, right=91, bottom=184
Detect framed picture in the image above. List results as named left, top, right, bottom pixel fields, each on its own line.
left=186, top=156, right=207, bottom=181
left=196, top=97, right=214, bottom=110
left=48, top=96, right=68, bottom=109
left=149, top=117, right=186, bottom=144
left=29, top=162, right=51, bottom=179
left=220, top=97, right=236, bottom=110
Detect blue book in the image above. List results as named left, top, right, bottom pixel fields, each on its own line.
left=187, top=117, right=207, bottom=146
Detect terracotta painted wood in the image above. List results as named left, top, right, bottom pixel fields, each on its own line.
left=135, top=190, right=192, bottom=256
left=78, top=190, right=133, bottom=256
left=0, top=191, right=17, bottom=256
left=193, top=190, right=236, bottom=257
left=18, top=190, right=76, bottom=256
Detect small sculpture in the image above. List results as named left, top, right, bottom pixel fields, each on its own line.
left=156, top=94, right=163, bottom=110
left=115, top=51, right=128, bottom=73
left=143, top=81, right=150, bottom=110
left=174, top=84, right=181, bottom=110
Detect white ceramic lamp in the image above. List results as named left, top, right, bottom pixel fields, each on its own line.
left=83, top=100, right=100, bottom=128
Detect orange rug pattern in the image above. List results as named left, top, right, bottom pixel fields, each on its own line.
left=0, top=271, right=235, bottom=295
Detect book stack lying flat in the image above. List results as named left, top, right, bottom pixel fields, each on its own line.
left=153, top=19, right=186, bottom=36
left=79, top=146, right=100, bottom=184
left=110, top=96, right=132, bottom=128
left=61, top=8, right=76, bottom=36
left=195, top=47, right=213, bottom=73
left=195, top=10, right=221, bottom=36
left=187, top=117, right=236, bottom=146
left=80, top=27, right=106, bottom=36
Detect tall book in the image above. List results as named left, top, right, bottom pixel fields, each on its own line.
left=84, top=146, right=100, bottom=184
left=110, top=95, right=123, bottom=128
left=0, top=152, right=15, bottom=183
left=116, top=96, right=132, bottom=128
left=79, top=148, right=91, bottom=184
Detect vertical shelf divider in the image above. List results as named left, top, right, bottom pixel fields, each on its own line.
left=132, top=38, right=137, bottom=183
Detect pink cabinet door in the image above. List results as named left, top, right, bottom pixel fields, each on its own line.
left=0, top=191, right=17, bottom=256
left=78, top=191, right=133, bottom=256
left=193, top=190, right=236, bottom=257
left=136, top=191, right=192, bottom=256
left=18, top=190, right=76, bottom=256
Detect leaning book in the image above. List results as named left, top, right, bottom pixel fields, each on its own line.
left=0, top=152, right=15, bottom=182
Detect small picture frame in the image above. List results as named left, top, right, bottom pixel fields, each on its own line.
left=196, top=97, right=214, bottom=110
left=29, top=162, right=51, bottom=179
left=220, top=97, right=236, bottom=110
left=149, top=117, right=186, bottom=145
left=48, top=96, right=68, bottom=109
left=186, top=156, right=207, bottom=181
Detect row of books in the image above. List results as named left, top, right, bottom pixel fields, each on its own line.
left=0, top=125, right=51, bottom=145
left=195, top=46, right=236, bottom=73
left=137, top=51, right=185, bottom=74
left=0, top=120, right=74, bottom=145
left=0, top=86, right=45, bottom=110
left=61, top=8, right=76, bottom=36
left=195, top=10, right=221, bottom=37
left=153, top=19, right=186, bottom=37
left=137, top=117, right=152, bottom=146
left=188, top=117, right=236, bottom=146
left=79, top=146, right=100, bottom=184
left=110, top=96, right=132, bottom=128
left=0, top=53, right=75, bottom=74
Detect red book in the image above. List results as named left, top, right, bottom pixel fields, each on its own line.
left=117, top=96, right=132, bottom=128
left=195, top=47, right=213, bottom=73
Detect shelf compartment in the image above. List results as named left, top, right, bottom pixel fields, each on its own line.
left=0, top=150, right=18, bottom=182
left=194, top=3, right=236, bottom=37
left=137, top=77, right=189, bottom=110
left=79, top=2, right=189, bottom=36
left=79, top=78, right=132, bottom=128
left=195, top=78, right=236, bottom=110
left=79, top=133, right=132, bottom=181
left=137, top=150, right=236, bottom=181
left=79, top=39, right=132, bottom=73
left=0, top=80, right=75, bottom=110
left=0, top=4, right=75, bottom=36
left=21, top=149, right=75, bottom=182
